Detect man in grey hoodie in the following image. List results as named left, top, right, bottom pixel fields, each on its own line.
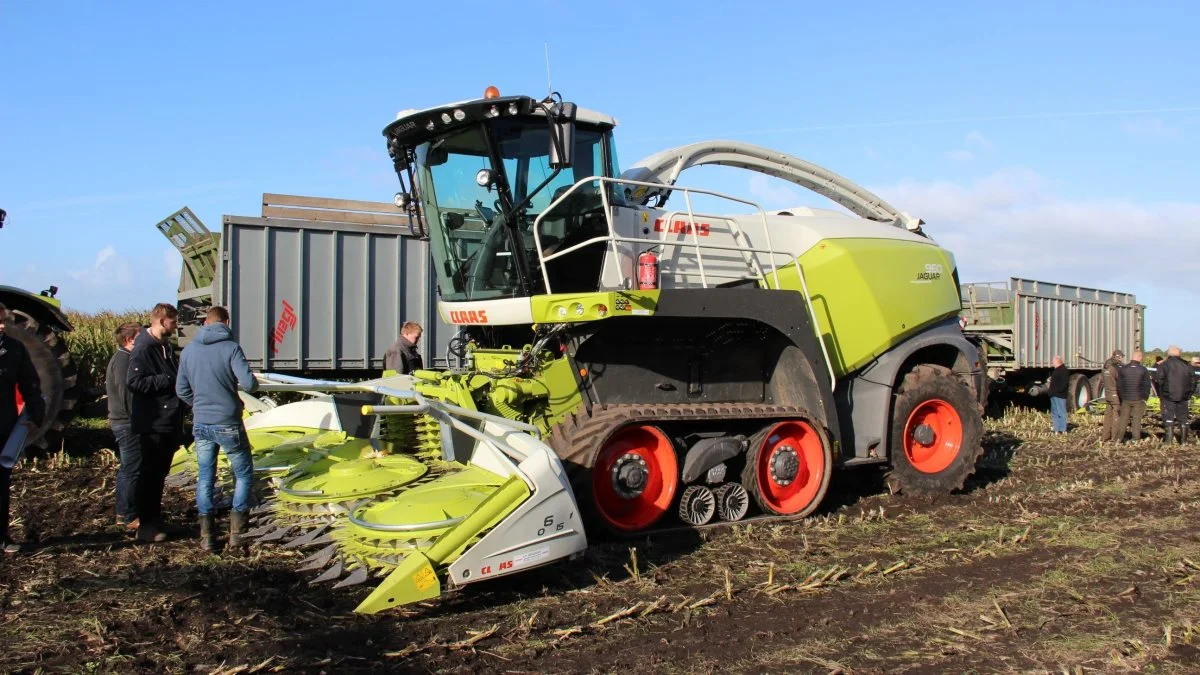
left=175, top=306, right=258, bottom=551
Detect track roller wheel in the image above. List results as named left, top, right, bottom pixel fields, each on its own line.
left=886, top=364, right=984, bottom=495
left=741, top=419, right=832, bottom=518
left=589, top=424, right=678, bottom=532
left=677, top=485, right=716, bottom=525
left=713, top=483, right=749, bottom=522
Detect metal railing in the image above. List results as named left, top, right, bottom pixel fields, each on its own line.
left=530, top=176, right=836, bottom=388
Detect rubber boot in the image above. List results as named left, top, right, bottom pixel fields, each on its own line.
left=1183, top=424, right=1191, bottom=445
left=228, top=511, right=248, bottom=550
left=199, top=515, right=217, bottom=552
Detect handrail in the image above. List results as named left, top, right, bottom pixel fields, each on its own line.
left=529, top=179, right=837, bottom=388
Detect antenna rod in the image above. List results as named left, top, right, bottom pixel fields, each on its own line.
left=544, top=42, right=553, bottom=95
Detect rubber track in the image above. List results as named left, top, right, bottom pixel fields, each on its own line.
left=548, top=402, right=818, bottom=537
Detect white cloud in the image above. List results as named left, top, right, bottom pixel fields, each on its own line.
left=965, top=130, right=993, bottom=149
left=747, top=174, right=802, bottom=207
left=874, top=168, right=1200, bottom=294
left=69, top=244, right=132, bottom=288
left=945, top=149, right=974, bottom=162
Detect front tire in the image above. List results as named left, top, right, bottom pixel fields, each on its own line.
left=885, top=364, right=984, bottom=495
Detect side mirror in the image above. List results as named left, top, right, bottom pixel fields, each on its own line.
left=549, top=102, right=577, bottom=169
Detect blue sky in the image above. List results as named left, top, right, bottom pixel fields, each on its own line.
left=2, top=1, right=1198, bottom=348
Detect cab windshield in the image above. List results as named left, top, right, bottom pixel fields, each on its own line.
left=413, top=119, right=613, bottom=302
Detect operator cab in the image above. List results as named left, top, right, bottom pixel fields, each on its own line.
left=384, top=89, right=622, bottom=301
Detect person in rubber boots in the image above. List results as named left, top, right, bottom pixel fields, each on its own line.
left=1047, top=356, right=1069, bottom=434
left=0, top=302, right=45, bottom=554
left=1100, top=349, right=1124, bottom=442
left=175, top=306, right=258, bottom=552
left=1116, top=351, right=1152, bottom=442
left=1155, top=345, right=1193, bottom=444
left=127, top=303, right=184, bottom=543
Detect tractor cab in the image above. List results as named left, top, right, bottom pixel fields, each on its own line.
left=384, top=89, right=623, bottom=303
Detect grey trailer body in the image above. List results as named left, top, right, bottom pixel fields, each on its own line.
left=162, top=195, right=456, bottom=376
left=960, top=277, right=1144, bottom=409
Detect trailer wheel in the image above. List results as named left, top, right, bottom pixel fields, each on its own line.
left=1088, top=374, right=1104, bottom=412
left=1067, top=373, right=1092, bottom=412
left=3, top=311, right=79, bottom=451
left=885, top=364, right=984, bottom=495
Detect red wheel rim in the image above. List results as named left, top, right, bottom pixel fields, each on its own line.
left=903, top=399, right=963, bottom=474
left=591, top=425, right=678, bottom=532
left=754, top=420, right=826, bottom=514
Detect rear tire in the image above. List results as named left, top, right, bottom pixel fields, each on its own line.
left=1067, top=373, right=1092, bottom=413
left=885, top=364, right=984, bottom=495
left=1088, top=373, right=1104, bottom=412
left=4, top=311, right=79, bottom=451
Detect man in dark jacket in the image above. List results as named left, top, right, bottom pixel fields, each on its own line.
left=384, top=322, right=424, bottom=374
left=1156, top=345, right=1193, bottom=444
left=127, top=303, right=183, bottom=543
left=176, top=306, right=258, bottom=551
left=1116, top=350, right=1152, bottom=442
left=1100, top=349, right=1123, bottom=442
left=107, top=322, right=142, bottom=528
left=1047, top=356, right=1070, bottom=433
left=0, top=302, right=46, bottom=553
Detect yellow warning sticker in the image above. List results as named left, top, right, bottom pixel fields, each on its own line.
left=413, top=566, right=436, bottom=591
left=640, top=211, right=649, bottom=224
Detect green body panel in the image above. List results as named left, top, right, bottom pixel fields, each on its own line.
left=530, top=290, right=659, bottom=324
left=765, top=238, right=962, bottom=378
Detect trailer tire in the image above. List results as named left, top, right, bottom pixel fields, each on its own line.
left=1088, top=373, right=1104, bottom=411
left=1067, top=373, right=1092, bottom=413
left=885, top=364, right=984, bottom=496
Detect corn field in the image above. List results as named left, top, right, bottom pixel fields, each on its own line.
left=63, top=309, right=150, bottom=391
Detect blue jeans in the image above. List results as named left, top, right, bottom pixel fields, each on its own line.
left=112, top=422, right=141, bottom=523
left=193, top=422, right=254, bottom=515
left=1050, top=396, right=1068, bottom=432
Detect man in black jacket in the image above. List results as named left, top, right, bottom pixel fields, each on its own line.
left=107, top=322, right=141, bottom=528
left=1047, top=356, right=1070, bottom=433
left=1156, top=345, right=1193, bottom=443
left=1116, top=350, right=1152, bottom=442
left=0, top=302, right=46, bottom=553
left=127, top=303, right=183, bottom=543
left=384, top=322, right=424, bottom=374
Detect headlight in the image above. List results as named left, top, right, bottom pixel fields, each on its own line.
left=475, top=169, right=492, bottom=187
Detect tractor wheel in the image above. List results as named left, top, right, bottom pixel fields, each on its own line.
left=4, top=311, right=79, bottom=451
left=740, top=419, right=831, bottom=518
left=1067, top=373, right=1092, bottom=413
left=885, top=364, right=984, bottom=495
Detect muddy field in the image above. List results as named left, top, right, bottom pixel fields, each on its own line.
left=3, top=408, right=1200, bottom=674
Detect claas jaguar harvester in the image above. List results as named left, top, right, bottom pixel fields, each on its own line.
left=244, top=87, right=988, bottom=614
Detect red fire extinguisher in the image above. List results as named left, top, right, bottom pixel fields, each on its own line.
left=637, top=248, right=659, bottom=290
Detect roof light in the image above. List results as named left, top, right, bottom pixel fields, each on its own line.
left=440, top=112, right=452, bottom=124
left=484, top=85, right=500, bottom=99
left=507, top=102, right=519, bottom=115
left=452, top=108, right=466, bottom=121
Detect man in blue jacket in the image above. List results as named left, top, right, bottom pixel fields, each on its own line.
left=176, top=306, right=258, bottom=551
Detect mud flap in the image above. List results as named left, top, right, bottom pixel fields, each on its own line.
left=354, top=554, right=442, bottom=614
